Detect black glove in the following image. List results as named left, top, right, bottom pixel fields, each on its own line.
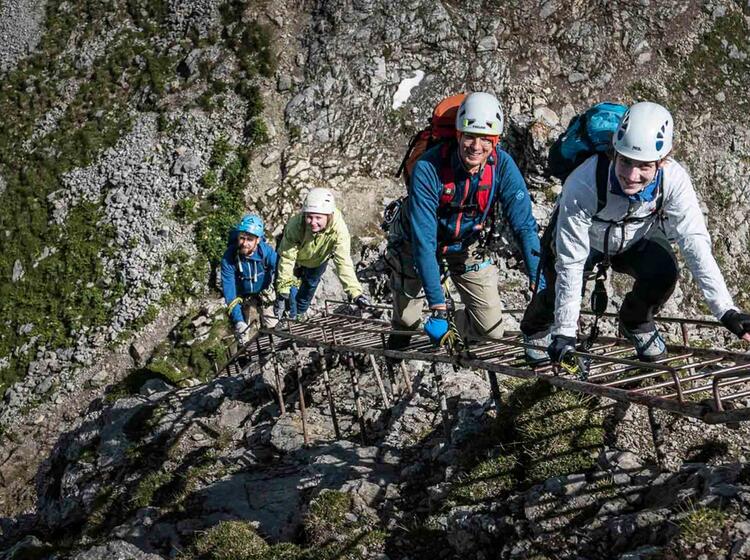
left=274, top=295, right=289, bottom=320
left=721, top=309, right=750, bottom=338
left=547, top=335, right=576, bottom=363
left=354, top=294, right=371, bottom=309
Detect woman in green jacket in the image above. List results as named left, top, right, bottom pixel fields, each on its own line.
left=274, top=188, right=370, bottom=319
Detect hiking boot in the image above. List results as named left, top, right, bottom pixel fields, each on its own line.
left=620, top=323, right=667, bottom=362
left=523, top=330, right=552, bottom=365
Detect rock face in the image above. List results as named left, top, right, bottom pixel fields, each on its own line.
left=0, top=0, right=46, bottom=73
left=1, top=0, right=750, bottom=558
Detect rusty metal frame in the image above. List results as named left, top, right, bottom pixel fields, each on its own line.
left=254, top=312, right=750, bottom=425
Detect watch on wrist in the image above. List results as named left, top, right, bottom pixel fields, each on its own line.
left=431, top=309, right=449, bottom=319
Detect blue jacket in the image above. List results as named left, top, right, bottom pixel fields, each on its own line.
left=221, top=238, right=278, bottom=323
left=408, top=144, right=542, bottom=307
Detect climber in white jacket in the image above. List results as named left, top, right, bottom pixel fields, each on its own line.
left=521, top=101, right=750, bottom=363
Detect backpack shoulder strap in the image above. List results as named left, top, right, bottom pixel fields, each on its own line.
left=477, top=149, right=499, bottom=226
left=654, top=169, right=665, bottom=214
left=396, top=129, right=427, bottom=178
left=595, top=154, right=609, bottom=215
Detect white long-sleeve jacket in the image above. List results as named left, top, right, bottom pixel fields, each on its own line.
left=552, top=155, right=736, bottom=337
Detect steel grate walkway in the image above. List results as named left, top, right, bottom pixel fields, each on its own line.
left=228, top=301, right=750, bottom=427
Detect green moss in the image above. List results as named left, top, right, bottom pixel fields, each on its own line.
left=145, top=357, right=187, bottom=385
left=678, top=505, right=727, bottom=546
left=84, top=484, right=121, bottom=534
left=160, top=250, right=209, bottom=306
left=194, top=10, right=271, bottom=115
left=193, top=521, right=270, bottom=560
left=131, top=304, right=160, bottom=332
left=151, top=450, right=230, bottom=513
left=194, top=152, right=251, bottom=264
left=104, top=368, right=164, bottom=402
left=210, top=136, right=231, bottom=168
left=174, top=197, right=200, bottom=223
left=0, top=0, right=178, bottom=385
left=304, top=491, right=354, bottom=546
left=514, top=383, right=604, bottom=483
left=0, top=201, right=121, bottom=385
left=222, top=17, right=276, bottom=78
left=245, top=118, right=270, bottom=146
left=447, top=454, right=518, bottom=504
left=264, top=543, right=304, bottom=560
left=445, top=379, right=604, bottom=509
left=140, top=309, right=232, bottom=389
left=132, top=469, right=174, bottom=509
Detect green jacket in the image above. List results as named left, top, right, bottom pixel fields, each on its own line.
left=275, top=209, right=363, bottom=298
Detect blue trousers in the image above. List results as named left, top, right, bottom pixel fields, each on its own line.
left=288, top=261, right=328, bottom=317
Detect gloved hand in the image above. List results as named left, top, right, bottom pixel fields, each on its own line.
left=354, top=294, right=371, bottom=309
left=547, top=335, right=577, bottom=363
left=424, top=311, right=458, bottom=349
left=234, top=321, right=251, bottom=345
left=274, top=295, right=289, bottom=320
left=721, top=309, right=750, bottom=338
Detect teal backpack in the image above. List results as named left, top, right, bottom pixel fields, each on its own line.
left=547, top=102, right=627, bottom=181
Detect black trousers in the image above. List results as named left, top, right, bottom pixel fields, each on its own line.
left=521, top=234, right=678, bottom=336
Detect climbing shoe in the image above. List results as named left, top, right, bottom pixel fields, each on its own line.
left=523, top=330, right=551, bottom=365
left=620, top=323, right=667, bottom=362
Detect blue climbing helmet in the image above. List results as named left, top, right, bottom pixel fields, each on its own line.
left=235, top=214, right=264, bottom=238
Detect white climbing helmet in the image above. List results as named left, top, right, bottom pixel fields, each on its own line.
left=302, top=187, right=335, bottom=214
left=455, top=92, right=504, bottom=136
left=613, top=101, right=674, bottom=162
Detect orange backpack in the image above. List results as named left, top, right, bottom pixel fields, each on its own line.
left=395, top=93, right=466, bottom=187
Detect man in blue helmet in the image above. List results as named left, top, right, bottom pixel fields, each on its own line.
left=221, top=214, right=279, bottom=345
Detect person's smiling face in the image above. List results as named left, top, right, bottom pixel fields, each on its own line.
left=614, top=154, right=659, bottom=196
left=458, top=132, right=496, bottom=174
left=305, top=212, right=329, bottom=233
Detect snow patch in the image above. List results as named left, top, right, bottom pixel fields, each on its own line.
left=392, top=70, right=425, bottom=110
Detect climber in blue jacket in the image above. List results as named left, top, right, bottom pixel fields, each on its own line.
left=221, top=214, right=278, bottom=344
left=387, top=92, right=543, bottom=349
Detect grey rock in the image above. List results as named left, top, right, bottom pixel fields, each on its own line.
left=196, top=470, right=304, bottom=541
left=277, top=74, right=293, bottom=92
left=2, top=535, right=51, bottom=559
left=731, top=537, right=750, bottom=559
left=11, top=260, right=24, bottom=282
left=568, top=71, right=589, bottom=84
left=130, top=340, right=149, bottom=366
left=180, top=48, right=203, bottom=79
left=540, top=0, right=559, bottom=18
left=262, top=150, right=281, bottom=167
left=532, top=106, right=559, bottom=127
left=88, top=369, right=110, bottom=387
left=341, top=478, right=382, bottom=507
left=270, top=414, right=306, bottom=453
left=139, top=378, right=173, bottom=396
left=214, top=399, right=253, bottom=432
left=71, top=540, right=165, bottom=559
left=0, top=0, right=46, bottom=73
left=477, top=35, right=498, bottom=52
left=617, top=546, right=662, bottom=560
left=171, top=148, right=201, bottom=176
left=34, top=378, right=53, bottom=395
